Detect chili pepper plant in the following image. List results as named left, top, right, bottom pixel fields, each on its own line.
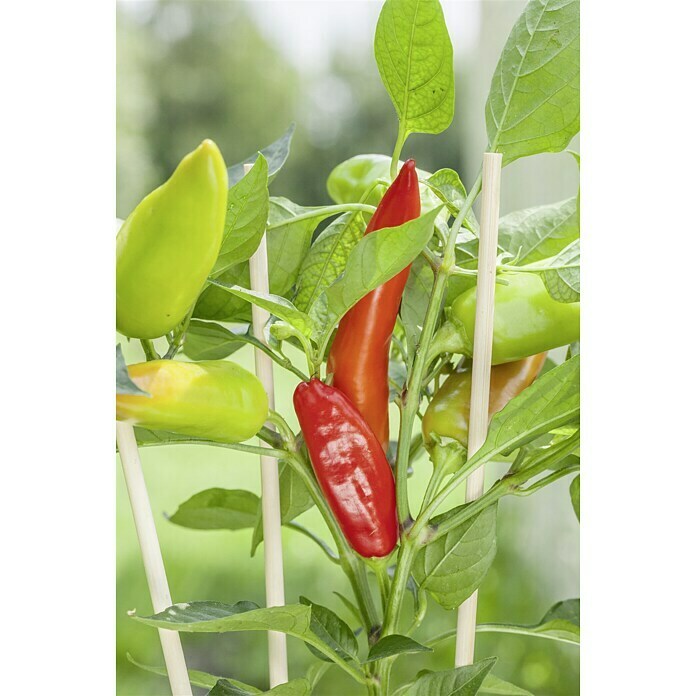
left=117, top=0, right=580, bottom=693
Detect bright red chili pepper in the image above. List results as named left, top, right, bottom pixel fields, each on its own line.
left=293, top=378, right=398, bottom=558
left=327, top=159, right=421, bottom=451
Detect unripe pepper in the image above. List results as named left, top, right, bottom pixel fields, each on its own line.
left=430, top=273, right=579, bottom=365
left=116, top=139, right=228, bottom=339
left=327, top=160, right=421, bottom=450
left=117, top=359, right=268, bottom=443
left=293, top=379, right=397, bottom=558
left=327, top=153, right=438, bottom=211
left=422, top=353, right=547, bottom=447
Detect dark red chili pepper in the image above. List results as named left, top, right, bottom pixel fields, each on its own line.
left=327, top=159, right=421, bottom=451
left=293, top=378, right=398, bottom=558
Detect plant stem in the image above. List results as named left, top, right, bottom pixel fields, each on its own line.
left=140, top=339, right=159, bottom=361
left=164, top=305, right=194, bottom=359
left=393, top=173, right=482, bottom=526
left=390, top=126, right=407, bottom=180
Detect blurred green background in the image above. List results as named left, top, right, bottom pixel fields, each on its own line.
left=116, top=2, right=579, bottom=694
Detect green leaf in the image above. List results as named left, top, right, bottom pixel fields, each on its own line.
left=306, top=663, right=333, bottom=692
left=413, top=505, right=497, bottom=610
left=251, top=460, right=315, bottom=555
left=374, top=0, right=454, bottom=136
left=498, top=197, right=578, bottom=265
left=208, top=282, right=314, bottom=338
left=133, top=600, right=312, bottom=637
left=478, top=598, right=579, bottom=645
left=130, top=427, right=219, bottom=448
left=194, top=196, right=318, bottom=322
left=539, top=239, right=580, bottom=302
left=401, top=255, right=434, bottom=355
left=403, top=658, right=496, bottom=696
left=425, top=169, right=478, bottom=233
left=208, top=681, right=253, bottom=696
left=480, top=673, right=533, bottom=695
left=364, top=634, right=432, bottom=664
left=213, top=154, right=269, bottom=275
left=227, top=124, right=296, bottom=186
left=570, top=475, right=580, bottom=521
left=324, top=207, right=442, bottom=328
left=486, top=0, right=580, bottom=164
left=116, top=344, right=148, bottom=396
left=168, top=489, right=259, bottom=531
left=182, top=320, right=250, bottom=361
left=468, top=356, right=579, bottom=468
left=294, top=211, right=366, bottom=314
left=299, top=596, right=360, bottom=664
left=125, top=653, right=260, bottom=692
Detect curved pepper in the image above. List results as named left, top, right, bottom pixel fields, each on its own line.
left=327, top=160, right=421, bottom=450
left=431, top=273, right=579, bottom=365
left=422, top=353, right=547, bottom=447
left=117, top=359, right=268, bottom=443
left=293, top=378, right=398, bottom=558
left=116, top=139, right=228, bottom=339
left=327, top=153, right=439, bottom=210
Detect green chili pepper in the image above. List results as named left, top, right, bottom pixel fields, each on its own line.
left=116, top=359, right=268, bottom=443
left=430, top=273, right=579, bottom=364
left=116, top=139, right=228, bottom=339
left=327, top=153, right=439, bottom=210
left=422, top=354, right=547, bottom=448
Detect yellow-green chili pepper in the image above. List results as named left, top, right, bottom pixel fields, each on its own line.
left=422, top=354, right=547, bottom=447
left=430, top=273, right=579, bottom=365
left=116, top=359, right=268, bottom=443
left=116, top=139, right=228, bottom=339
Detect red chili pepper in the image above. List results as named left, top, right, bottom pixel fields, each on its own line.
left=327, top=160, right=421, bottom=451
left=293, top=378, right=398, bottom=558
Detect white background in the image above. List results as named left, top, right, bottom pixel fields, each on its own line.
left=0, top=0, right=694, bottom=693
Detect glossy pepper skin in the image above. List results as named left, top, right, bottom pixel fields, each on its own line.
left=432, top=273, right=580, bottom=365
left=327, top=160, right=421, bottom=450
left=422, top=353, right=547, bottom=447
left=117, top=359, right=268, bottom=443
left=293, top=379, right=398, bottom=558
left=327, top=153, right=438, bottom=210
left=116, top=139, right=228, bottom=339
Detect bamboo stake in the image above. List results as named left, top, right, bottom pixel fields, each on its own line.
left=454, top=152, right=503, bottom=667
left=245, top=162, right=288, bottom=686
left=116, top=421, right=193, bottom=696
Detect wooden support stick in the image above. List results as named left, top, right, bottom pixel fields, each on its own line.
left=454, top=152, right=503, bottom=667
left=116, top=421, right=193, bottom=696
left=245, top=162, right=288, bottom=686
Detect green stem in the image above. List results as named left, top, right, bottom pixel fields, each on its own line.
left=393, top=173, right=483, bottom=526
left=390, top=126, right=407, bottom=180
left=127, top=436, right=286, bottom=460
left=266, top=203, right=376, bottom=231
left=303, top=634, right=368, bottom=684
left=140, top=339, right=159, bottom=361
left=164, top=305, right=194, bottom=359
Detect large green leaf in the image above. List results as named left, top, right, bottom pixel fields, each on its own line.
left=467, top=356, right=580, bottom=469
left=478, top=598, right=579, bottom=645
left=498, top=197, right=578, bottom=265
left=116, top=344, right=148, bottom=396
left=194, top=196, right=319, bottom=322
left=227, top=124, right=295, bottom=186
left=294, top=211, right=366, bottom=314
left=168, top=489, right=259, bottom=531
left=413, top=505, right=497, bottom=610
left=374, top=0, right=454, bottom=136
left=213, top=154, right=269, bottom=275
left=539, top=239, right=580, bottom=302
left=299, top=596, right=360, bottom=664
left=486, top=0, right=580, bottom=163
left=403, top=658, right=496, bottom=696
left=324, top=207, right=441, bottom=328
left=182, top=320, right=250, bottom=361
left=208, top=678, right=310, bottom=696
